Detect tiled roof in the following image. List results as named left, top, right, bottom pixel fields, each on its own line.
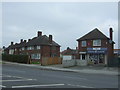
left=7, top=35, right=60, bottom=49
left=25, top=35, right=60, bottom=47
left=77, top=28, right=109, bottom=41
left=61, top=47, right=77, bottom=55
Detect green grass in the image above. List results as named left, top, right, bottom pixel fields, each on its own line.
left=31, top=62, right=40, bottom=64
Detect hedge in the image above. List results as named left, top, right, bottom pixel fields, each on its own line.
left=2, top=54, right=29, bottom=64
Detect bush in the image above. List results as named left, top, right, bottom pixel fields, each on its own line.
left=2, top=54, right=29, bottom=64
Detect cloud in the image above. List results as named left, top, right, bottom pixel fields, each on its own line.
left=2, top=2, right=118, bottom=51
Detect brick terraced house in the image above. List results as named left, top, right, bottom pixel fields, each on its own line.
left=77, top=28, right=115, bottom=65
left=4, top=31, right=60, bottom=64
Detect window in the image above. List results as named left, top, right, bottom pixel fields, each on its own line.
left=9, top=49, right=14, bottom=55
left=27, top=46, right=34, bottom=50
left=93, top=40, right=101, bottom=46
left=36, top=46, right=40, bottom=49
left=81, top=54, right=86, bottom=60
left=31, top=53, right=41, bottom=59
left=81, top=41, right=86, bottom=47
left=21, top=47, right=25, bottom=50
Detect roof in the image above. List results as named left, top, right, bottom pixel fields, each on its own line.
left=61, top=47, right=77, bottom=55
left=77, top=28, right=109, bottom=41
left=25, top=35, right=60, bottom=47
left=6, top=35, right=60, bottom=49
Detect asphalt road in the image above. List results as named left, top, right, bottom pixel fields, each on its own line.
left=1, top=63, right=119, bottom=88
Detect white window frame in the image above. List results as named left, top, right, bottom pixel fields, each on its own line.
left=27, top=46, right=34, bottom=50
left=31, top=53, right=41, bottom=59
left=81, top=54, right=86, bottom=60
left=9, top=49, right=14, bottom=55
left=81, top=41, right=87, bottom=47
left=36, top=46, right=41, bottom=49
left=93, top=40, right=101, bottom=46
left=21, top=47, right=25, bottom=50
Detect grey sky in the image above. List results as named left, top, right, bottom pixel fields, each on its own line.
left=2, top=2, right=118, bottom=51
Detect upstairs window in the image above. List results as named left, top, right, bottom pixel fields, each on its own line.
left=27, top=46, right=34, bottom=50
left=93, top=40, right=101, bottom=46
left=81, top=41, right=86, bottom=47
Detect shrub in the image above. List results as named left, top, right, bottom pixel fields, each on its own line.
left=2, top=54, right=29, bottom=64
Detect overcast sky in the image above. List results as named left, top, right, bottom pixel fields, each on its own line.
left=2, top=2, right=118, bottom=51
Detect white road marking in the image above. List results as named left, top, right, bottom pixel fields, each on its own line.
left=67, top=84, right=94, bottom=88
left=12, top=84, right=65, bottom=88
left=0, top=85, right=6, bottom=88
left=1, top=79, right=36, bottom=82
left=63, top=76, right=87, bottom=80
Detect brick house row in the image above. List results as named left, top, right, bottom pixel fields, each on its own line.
left=61, top=27, right=115, bottom=65
left=4, top=31, right=60, bottom=63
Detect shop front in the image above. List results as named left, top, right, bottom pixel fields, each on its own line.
left=87, top=48, right=107, bottom=64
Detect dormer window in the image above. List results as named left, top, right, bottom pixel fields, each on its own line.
left=93, top=40, right=101, bottom=46
left=81, top=41, right=86, bottom=47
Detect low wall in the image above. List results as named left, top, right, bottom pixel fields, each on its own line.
left=76, top=59, right=87, bottom=66
left=62, top=60, right=76, bottom=67
left=62, top=59, right=87, bottom=67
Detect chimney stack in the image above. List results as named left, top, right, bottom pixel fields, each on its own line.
left=11, top=42, right=13, bottom=45
left=109, top=27, right=113, bottom=41
left=28, top=39, right=31, bottom=42
left=24, top=40, right=26, bottom=43
left=49, top=35, right=52, bottom=44
left=38, top=31, right=42, bottom=37
left=20, top=39, right=23, bottom=43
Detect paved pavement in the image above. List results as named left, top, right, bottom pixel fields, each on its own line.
left=1, top=63, right=119, bottom=88
left=1, top=61, right=119, bottom=75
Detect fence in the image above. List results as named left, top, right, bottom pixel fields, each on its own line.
left=41, top=57, right=62, bottom=66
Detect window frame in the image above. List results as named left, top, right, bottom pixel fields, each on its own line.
left=93, top=39, right=101, bottom=46
left=31, top=53, right=41, bottom=59
left=81, top=41, right=87, bottom=47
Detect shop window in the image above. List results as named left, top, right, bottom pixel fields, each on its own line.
left=81, top=41, right=86, bottom=47
left=93, top=40, right=101, bottom=46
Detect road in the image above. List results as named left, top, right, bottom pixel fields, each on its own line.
left=1, top=63, right=119, bottom=88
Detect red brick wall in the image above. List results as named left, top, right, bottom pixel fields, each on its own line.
left=78, top=39, right=109, bottom=52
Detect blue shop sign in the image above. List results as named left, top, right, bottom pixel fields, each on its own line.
left=87, top=48, right=107, bottom=54
left=87, top=48, right=107, bottom=51
left=87, top=50, right=106, bottom=54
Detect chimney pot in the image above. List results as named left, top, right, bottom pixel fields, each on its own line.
left=28, top=39, right=31, bottom=41
left=24, top=40, right=26, bottom=43
left=49, top=35, right=52, bottom=44
left=38, top=31, right=42, bottom=37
